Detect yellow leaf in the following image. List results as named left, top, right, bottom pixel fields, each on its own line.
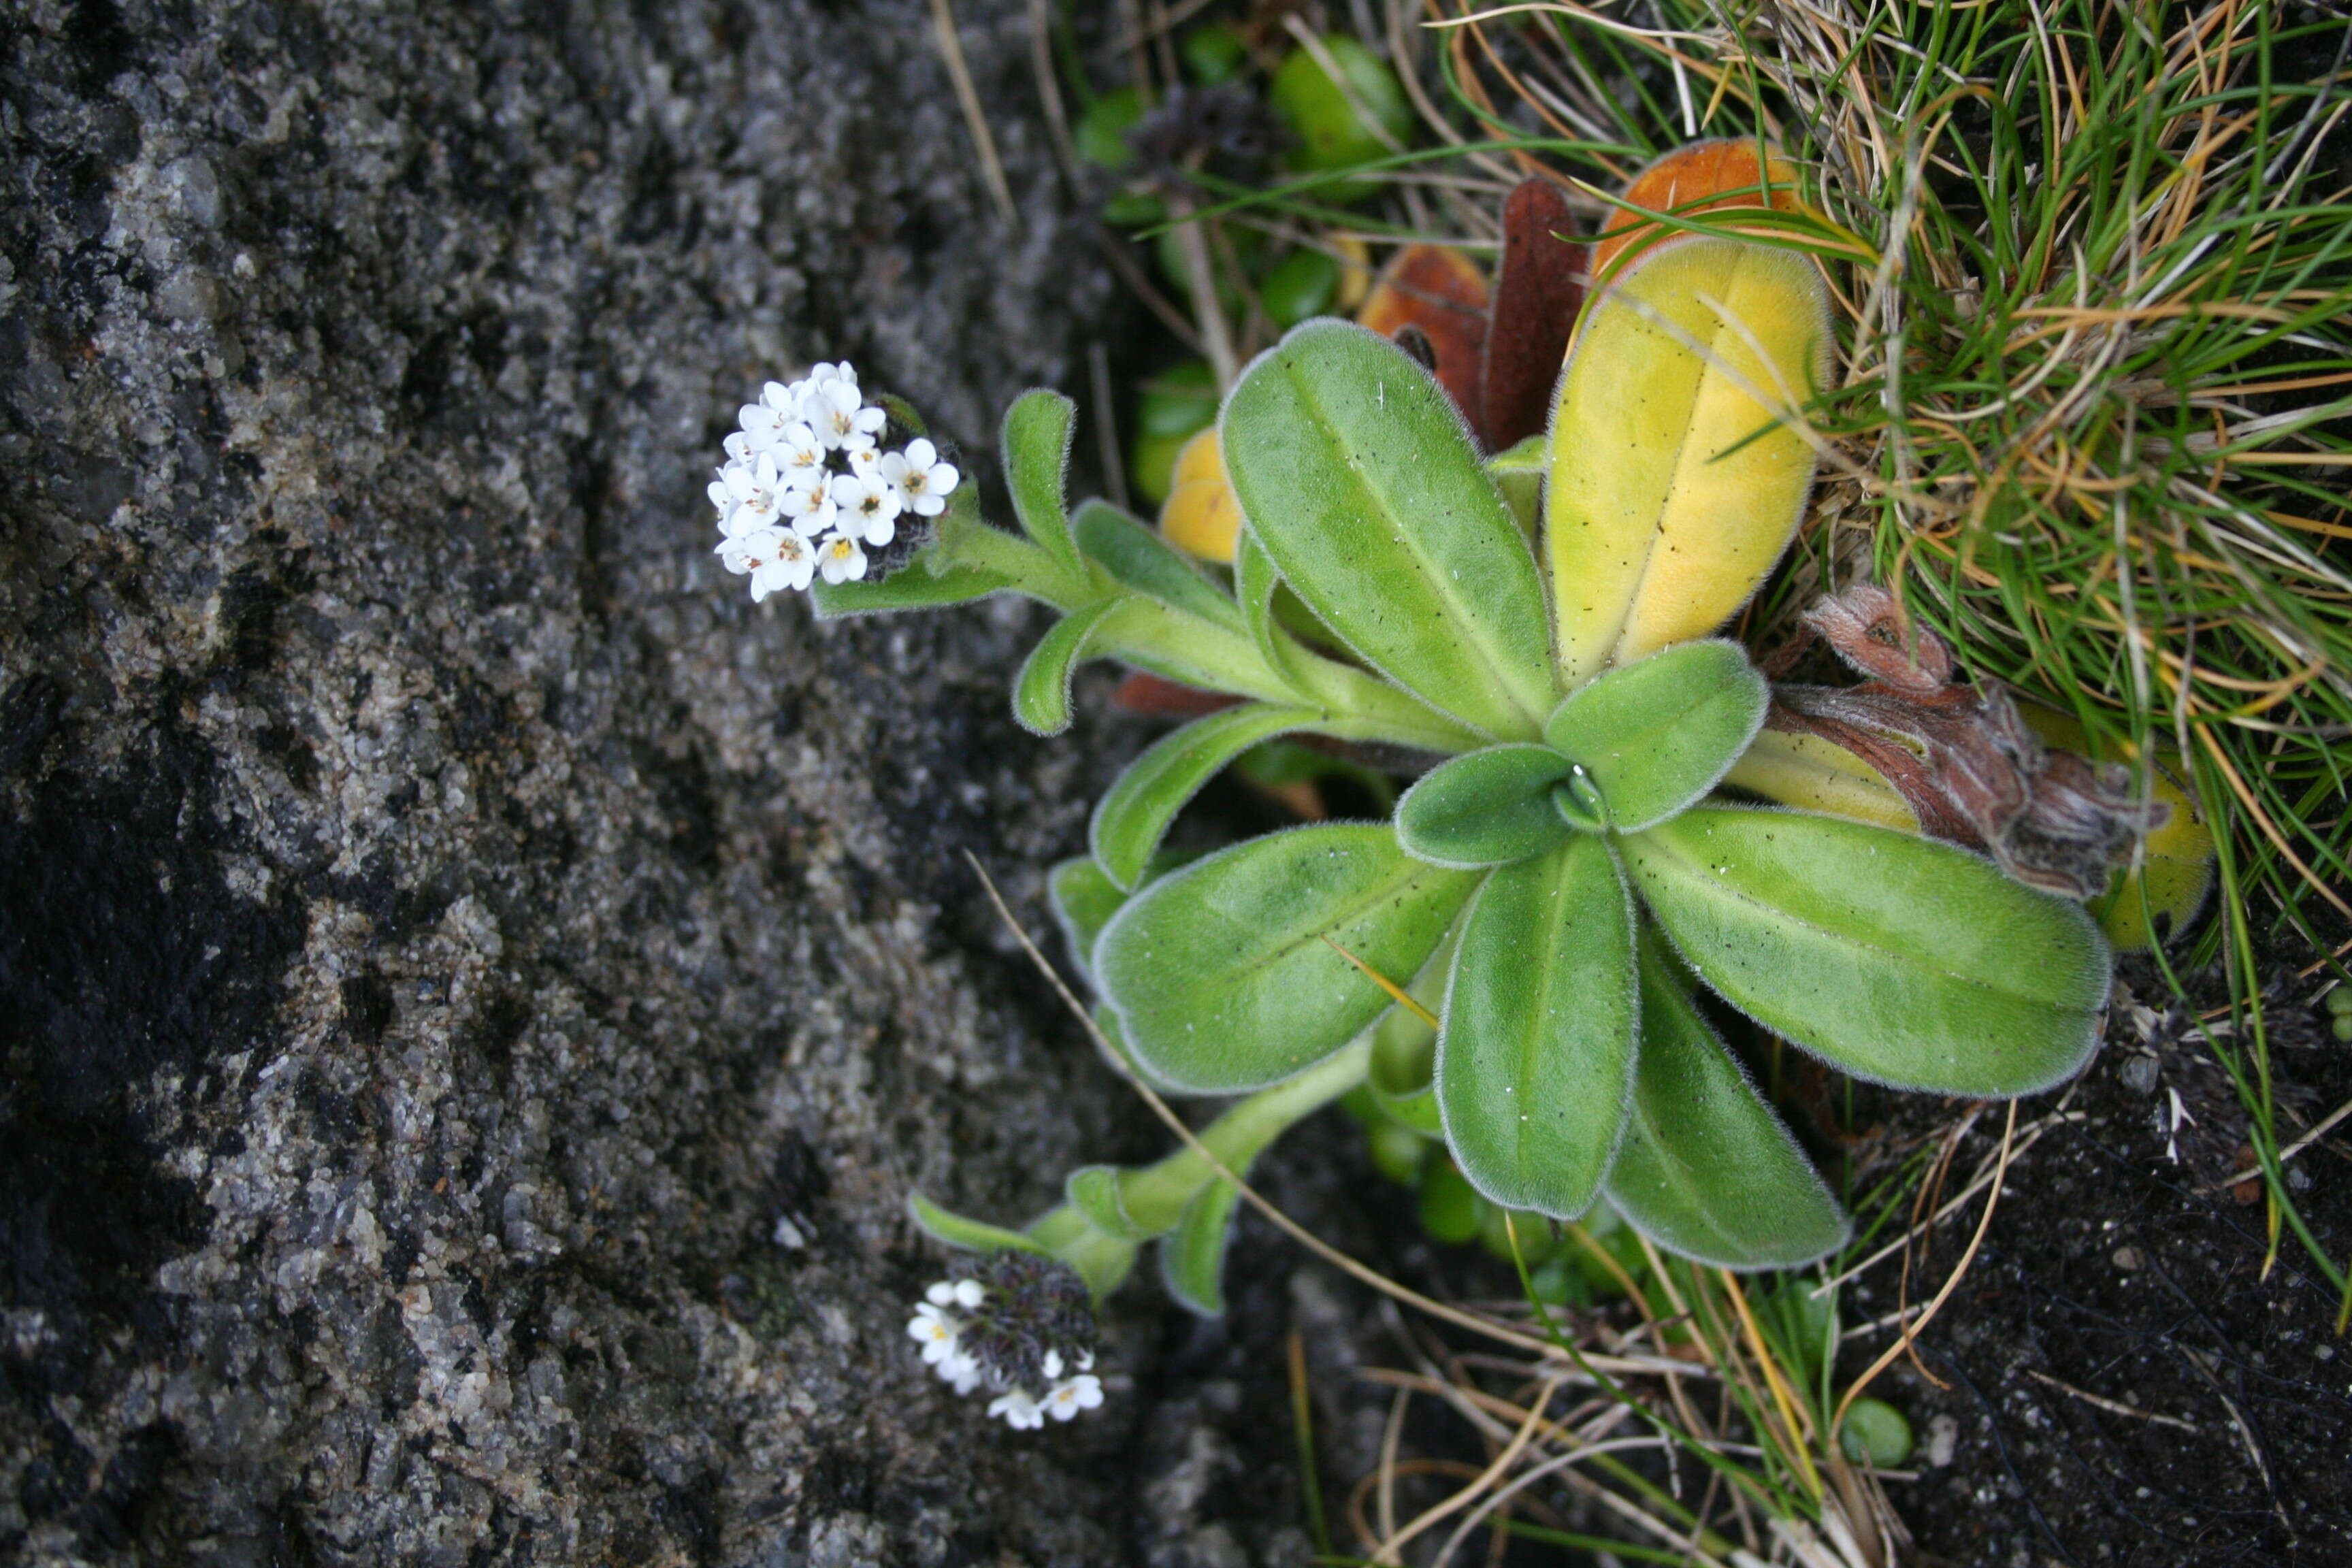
left=1546, top=237, right=1831, bottom=687
left=1722, top=729, right=1921, bottom=832
left=1158, top=427, right=1243, bottom=563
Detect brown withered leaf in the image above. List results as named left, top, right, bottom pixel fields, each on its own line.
left=1480, top=178, right=1586, bottom=453
left=1767, top=585, right=2169, bottom=899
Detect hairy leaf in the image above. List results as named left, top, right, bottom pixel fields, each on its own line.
left=1049, top=856, right=1129, bottom=985
left=1624, top=807, right=2109, bottom=1094
left=1092, top=704, right=1322, bottom=889
left=907, top=1192, right=1056, bottom=1258
left=1074, top=497, right=1246, bottom=632
left=810, top=559, right=1013, bottom=617
left=1098, top=823, right=1478, bottom=1091
left=1437, top=834, right=1636, bottom=1218
left=1066, top=1165, right=1147, bottom=1241
left=1224, top=321, right=1556, bottom=738
left=1013, top=598, right=1124, bottom=735
left=1394, top=745, right=1577, bottom=868
left=1603, top=929, right=1850, bottom=1267
left=1162, top=1179, right=1245, bottom=1315
left=1003, top=389, right=1081, bottom=567
left=1542, top=640, right=1767, bottom=830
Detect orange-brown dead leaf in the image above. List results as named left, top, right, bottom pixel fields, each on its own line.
left=1356, top=243, right=1488, bottom=428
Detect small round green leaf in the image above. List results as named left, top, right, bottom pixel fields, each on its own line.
left=1394, top=745, right=1578, bottom=868
left=1603, top=928, right=1850, bottom=1268
left=1624, top=807, right=2110, bottom=1095
left=1542, top=640, right=1769, bottom=830
left=1437, top=834, right=1637, bottom=1220
left=1840, top=1399, right=1914, bottom=1467
left=1098, top=823, right=1480, bottom=1092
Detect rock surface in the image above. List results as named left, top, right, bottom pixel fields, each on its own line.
left=0, top=3, right=1348, bottom=1563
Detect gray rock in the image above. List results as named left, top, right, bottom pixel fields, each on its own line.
left=0, top=3, right=1363, bottom=1563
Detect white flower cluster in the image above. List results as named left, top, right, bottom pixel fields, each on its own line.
left=710, top=361, right=960, bottom=601
left=906, top=1277, right=1105, bottom=1429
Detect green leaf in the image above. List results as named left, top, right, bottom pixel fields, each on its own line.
left=1090, top=1001, right=1190, bottom=1094
left=1370, top=1007, right=1443, bottom=1135
left=1066, top=1165, right=1147, bottom=1240
left=1092, top=704, right=1324, bottom=890
left=1073, top=498, right=1246, bottom=632
left=809, top=559, right=1014, bottom=618
left=1162, top=1179, right=1245, bottom=1315
left=1840, top=1399, right=1914, bottom=1467
left=1222, top=321, right=1556, bottom=739
left=1049, top=858, right=1130, bottom=985
left=1233, top=529, right=1313, bottom=691
left=1437, top=834, right=1636, bottom=1219
left=1623, top=807, right=2110, bottom=1095
left=1098, top=823, right=1478, bottom=1091
left=1394, top=745, right=1579, bottom=868
left=1024, top=1205, right=1139, bottom=1298
left=1417, top=1158, right=1486, bottom=1244
left=1003, top=389, right=1081, bottom=568
left=1603, top=928, right=1850, bottom=1268
left=1541, top=640, right=1768, bottom=831
left=906, top=1192, right=1056, bottom=1258
left=1013, top=598, right=1124, bottom=735
left=1367, top=926, right=1458, bottom=1136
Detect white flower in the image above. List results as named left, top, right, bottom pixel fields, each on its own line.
left=1041, top=1349, right=1064, bottom=1381
left=805, top=361, right=857, bottom=393
left=747, top=531, right=817, bottom=600
left=760, top=377, right=809, bottom=412
left=908, top=1303, right=963, bottom=1365
left=723, top=431, right=755, bottom=466
left=772, top=422, right=828, bottom=487
left=939, top=1351, right=984, bottom=1396
left=834, top=473, right=902, bottom=546
left=881, top=438, right=960, bottom=517
left=804, top=377, right=887, bottom=453
left=1043, top=1374, right=1103, bottom=1422
left=988, top=1389, right=1046, bottom=1431
left=844, top=444, right=883, bottom=482
left=738, top=396, right=797, bottom=452
left=817, top=531, right=868, bottom=585
left=778, top=475, right=837, bottom=538
left=717, top=453, right=787, bottom=535
left=714, top=524, right=773, bottom=574
left=927, top=1278, right=985, bottom=1310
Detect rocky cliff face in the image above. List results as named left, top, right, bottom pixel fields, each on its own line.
left=0, top=5, right=1344, bottom=1563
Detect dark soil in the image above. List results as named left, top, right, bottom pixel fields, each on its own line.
left=1852, top=968, right=2352, bottom=1567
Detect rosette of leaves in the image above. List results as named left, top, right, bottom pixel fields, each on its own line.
left=872, top=236, right=2114, bottom=1292
left=1085, top=265, right=2110, bottom=1271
